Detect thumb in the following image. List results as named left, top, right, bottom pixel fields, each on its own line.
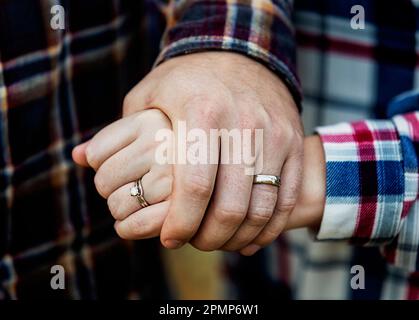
left=72, top=141, right=90, bottom=167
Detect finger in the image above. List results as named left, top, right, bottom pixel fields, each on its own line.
left=160, top=105, right=220, bottom=249
left=141, top=165, right=173, bottom=204
left=84, top=115, right=140, bottom=170
left=94, top=139, right=154, bottom=198
left=240, top=151, right=303, bottom=256
left=190, top=162, right=253, bottom=251
left=221, top=135, right=282, bottom=252
left=221, top=183, right=278, bottom=251
left=107, top=166, right=172, bottom=220
left=72, top=141, right=90, bottom=167
left=85, top=109, right=170, bottom=170
left=114, top=200, right=170, bottom=240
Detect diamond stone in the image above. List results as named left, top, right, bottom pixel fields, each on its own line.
left=130, top=186, right=139, bottom=197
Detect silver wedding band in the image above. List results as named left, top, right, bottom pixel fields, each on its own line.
left=130, top=179, right=149, bottom=208
left=253, top=174, right=281, bottom=187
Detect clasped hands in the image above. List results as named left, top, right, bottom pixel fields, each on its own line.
left=72, top=52, right=326, bottom=256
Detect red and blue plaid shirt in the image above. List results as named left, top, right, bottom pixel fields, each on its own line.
left=0, top=0, right=418, bottom=299
left=214, top=0, right=419, bottom=299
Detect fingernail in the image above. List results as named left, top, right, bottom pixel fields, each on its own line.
left=164, top=239, right=183, bottom=249
left=241, top=244, right=261, bottom=256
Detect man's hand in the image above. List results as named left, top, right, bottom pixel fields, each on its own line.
left=122, top=51, right=303, bottom=255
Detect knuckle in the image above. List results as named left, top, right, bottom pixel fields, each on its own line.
left=127, top=217, right=147, bottom=238
left=246, top=206, right=273, bottom=227
left=214, top=206, right=246, bottom=226
left=85, top=143, right=99, bottom=169
left=271, top=127, right=286, bottom=145
left=156, top=167, right=173, bottom=181
left=202, top=108, right=222, bottom=128
left=186, top=96, right=223, bottom=127
left=275, top=198, right=297, bottom=214
left=94, top=172, right=109, bottom=198
left=254, top=206, right=292, bottom=247
left=107, top=195, right=116, bottom=214
left=132, top=109, right=167, bottom=129
left=140, top=140, right=158, bottom=156
left=246, top=185, right=276, bottom=226
left=256, top=228, right=279, bottom=247
left=183, top=174, right=213, bottom=199
left=122, top=91, right=138, bottom=115
left=146, top=108, right=168, bottom=123
left=107, top=195, right=123, bottom=220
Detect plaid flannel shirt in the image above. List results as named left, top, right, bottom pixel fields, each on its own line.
left=221, top=0, right=419, bottom=300
left=1, top=0, right=419, bottom=300
left=0, top=0, right=170, bottom=299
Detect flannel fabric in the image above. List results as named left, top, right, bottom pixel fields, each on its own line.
left=153, top=0, right=302, bottom=108
left=224, top=0, right=419, bottom=300
left=1, top=0, right=419, bottom=300
left=0, top=0, right=169, bottom=299
left=317, top=106, right=419, bottom=269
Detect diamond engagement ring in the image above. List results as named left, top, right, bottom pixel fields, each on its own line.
left=130, top=179, right=149, bottom=208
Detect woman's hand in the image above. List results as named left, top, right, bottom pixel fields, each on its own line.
left=72, top=109, right=173, bottom=239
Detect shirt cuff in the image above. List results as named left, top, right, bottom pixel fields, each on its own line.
left=314, top=120, right=405, bottom=245
left=154, top=1, right=302, bottom=110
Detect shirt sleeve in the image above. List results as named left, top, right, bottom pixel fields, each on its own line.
left=152, top=0, right=302, bottom=108
left=315, top=107, right=419, bottom=272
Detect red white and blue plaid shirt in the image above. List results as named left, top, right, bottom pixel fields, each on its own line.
left=0, top=0, right=418, bottom=299
left=215, top=0, right=419, bottom=300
